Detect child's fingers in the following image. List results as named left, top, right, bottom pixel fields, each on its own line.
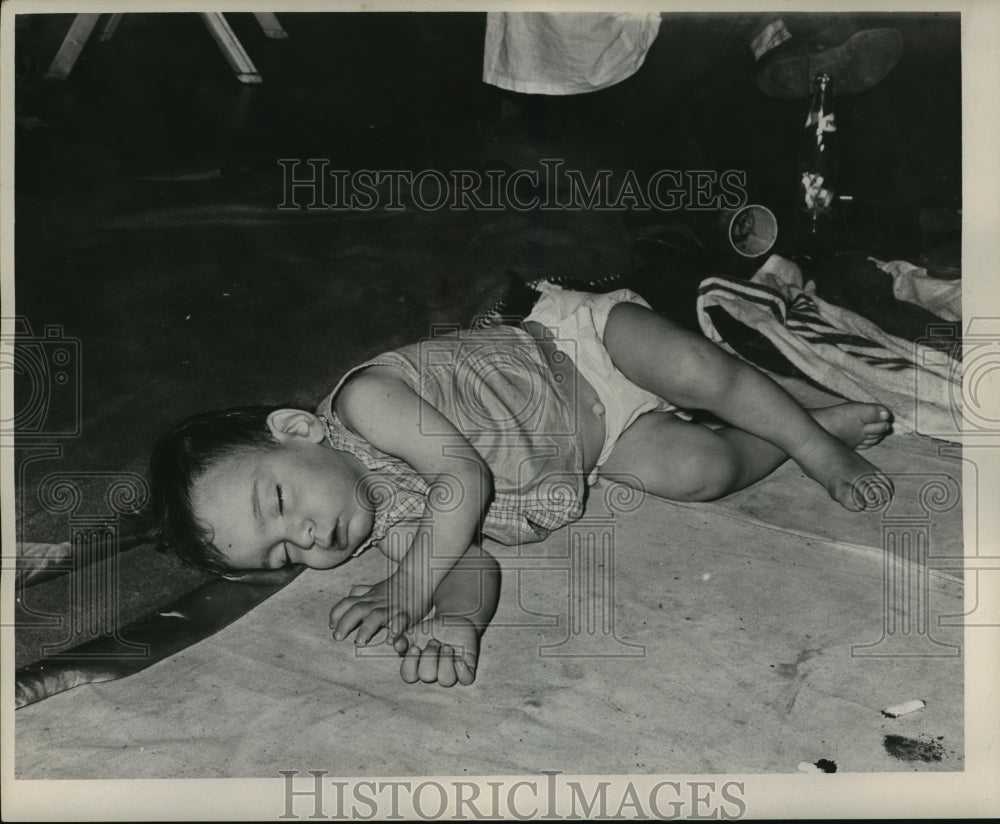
left=328, top=601, right=347, bottom=630
left=416, top=640, right=441, bottom=683
left=392, top=634, right=410, bottom=655
left=400, top=646, right=421, bottom=683
left=354, top=609, right=390, bottom=646
left=455, top=653, right=477, bottom=686
left=398, top=636, right=475, bottom=686
left=435, top=646, right=459, bottom=688
left=328, top=583, right=383, bottom=630
left=348, top=610, right=410, bottom=647
left=328, top=596, right=363, bottom=631
left=330, top=611, right=359, bottom=641
left=387, top=611, right=411, bottom=641
left=331, top=601, right=378, bottom=640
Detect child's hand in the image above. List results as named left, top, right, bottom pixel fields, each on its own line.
left=392, top=615, right=479, bottom=687
left=329, top=580, right=411, bottom=646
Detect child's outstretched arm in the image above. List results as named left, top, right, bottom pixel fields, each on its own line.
left=393, top=544, right=500, bottom=686
left=328, top=366, right=494, bottom=644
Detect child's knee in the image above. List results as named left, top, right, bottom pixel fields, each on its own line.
left=631, top=436, right=741, bottom=502
left=671, top=439, right=742, bottom=501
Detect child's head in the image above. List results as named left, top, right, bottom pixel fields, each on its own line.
left=150, top=406, right=375, bottom=574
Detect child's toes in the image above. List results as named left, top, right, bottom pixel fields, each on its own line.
left=862, top=405, right=892, bottom=426
left=834, top=480, right=865, bottom=511
left=859, top=419, right=892, bottom=446
left=849, top=473, right=894, bottom=510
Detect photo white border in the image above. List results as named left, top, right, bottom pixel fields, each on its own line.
left=1, top=0, right=997, bottom=819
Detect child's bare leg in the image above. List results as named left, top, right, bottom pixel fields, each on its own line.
left=601, top=404, right=891, bottom=501
left=601, top=303, right=893, bottom=510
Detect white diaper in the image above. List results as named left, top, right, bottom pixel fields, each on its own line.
left=524, top=281, right=680, bottom=483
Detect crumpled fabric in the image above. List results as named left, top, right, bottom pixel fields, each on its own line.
left=15, top=541, right=74, bottom=588
left=483, top=12, right=661, bottom=94
left=869, top=256, right=962, bottom=322
left=696, top=254, right=962, bottom=441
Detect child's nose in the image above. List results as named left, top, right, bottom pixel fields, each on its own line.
left=298, top=519, right=316, bottom=548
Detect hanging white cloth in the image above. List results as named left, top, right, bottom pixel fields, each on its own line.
left=483, top=12, right=662, bottom=95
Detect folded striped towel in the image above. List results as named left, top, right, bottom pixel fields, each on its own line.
left=696, top=255, right=962, bottom=442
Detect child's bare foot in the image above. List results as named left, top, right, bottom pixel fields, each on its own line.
left=811, top=402, right=893, bottom=450
left=797, top=403, right=894, bottom=511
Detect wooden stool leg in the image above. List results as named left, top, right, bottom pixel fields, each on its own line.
left=198, top=12, right=262, bottom=84
left=44, top=13, right=101, bottom=80
left=97, top=13, right=125, bottom=43
left=253, top=12, right=289, bottom=40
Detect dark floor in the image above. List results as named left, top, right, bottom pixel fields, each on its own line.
left=12, top=11, right=962, bottom=668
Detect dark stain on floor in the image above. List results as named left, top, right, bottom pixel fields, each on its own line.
left=883, top=734, right=945, bottom=763
left=774, top=648, right=821, bottom=679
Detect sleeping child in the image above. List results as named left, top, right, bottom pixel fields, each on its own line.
left=149, top=282, right=893, bottom=687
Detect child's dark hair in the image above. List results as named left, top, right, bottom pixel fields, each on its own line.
left=149, top=405, right=287, bottom=574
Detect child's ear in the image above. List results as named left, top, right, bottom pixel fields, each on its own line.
left=266, top=409, right=326, bottom=444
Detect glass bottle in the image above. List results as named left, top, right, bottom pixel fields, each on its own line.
left=798, top=73, right=839, bottom=239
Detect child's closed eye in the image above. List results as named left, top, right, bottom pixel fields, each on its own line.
left=277, top=484, right=285, bottom=515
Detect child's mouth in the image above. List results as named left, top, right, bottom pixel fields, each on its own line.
left=332, top=519, right=348, bottom=552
